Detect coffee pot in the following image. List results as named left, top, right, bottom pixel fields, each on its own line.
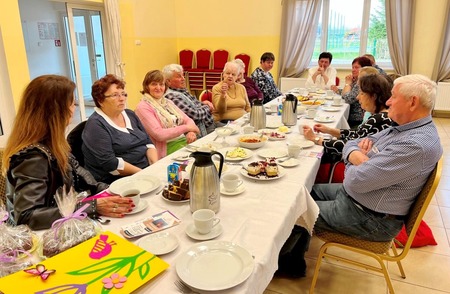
left=189, top=151, right=224, bottom=213
left=249, top=99, right=266, bottom=131
left=282, top=94, right=298, bottom=126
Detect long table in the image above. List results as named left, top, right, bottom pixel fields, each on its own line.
left=96, top=99, right=350, bottom=293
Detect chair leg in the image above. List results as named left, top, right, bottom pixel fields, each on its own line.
left=376, top=258, right=396, bottom=294
left=390, top=245, right=406, bottom=278
left=309, top=245, right=327, bottom=293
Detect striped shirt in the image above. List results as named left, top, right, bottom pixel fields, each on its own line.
left=343, top=115, right=442, bottom=215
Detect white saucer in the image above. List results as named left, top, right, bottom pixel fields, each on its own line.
left=137, top=231, right=179, bottom=255
left=220, top=183, right=246, bottom=196
left=277, top=158, right=301, bottom=167
left=125, top=199, right=148, bottom=214
left=185, top=223, right=223, bottom=241
left=331, top=103, right=343, bottom=107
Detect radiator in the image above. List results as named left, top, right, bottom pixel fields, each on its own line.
left=280, top=78, right=307, bottom=93
left=435, top=82, right=450, bottom=111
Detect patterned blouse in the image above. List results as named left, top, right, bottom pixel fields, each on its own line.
left=323, top=112, right=392, bottom=156
left=250, top=68, right=282, bottom=104
left=342, top=82, right=364, bottom=124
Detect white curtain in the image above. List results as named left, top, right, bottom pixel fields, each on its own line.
left=104, top=0, right=125, bottom=78
left=385, top=0, right=416, bottom=75
left=278, top=0, right=322, bottom=78
left=432, top=1, right=450, bottom=82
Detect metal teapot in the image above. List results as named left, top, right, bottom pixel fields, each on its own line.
left=189, top=151, right=224, bottom=213
left=249, top=99, right=266, bottom=131
left=282, top=94, right=298, bottom=126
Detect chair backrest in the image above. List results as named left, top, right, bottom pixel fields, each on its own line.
left=212, top=49, right=229, bottom=71
left=335, top=76, right=340, bottom=86
left=179, top=49, right=194, bottom=70
left=235, top=53, right=251, bottom=76
left=402, top=159, right=442, bottom=248
left=196, top=49, right=211, bottom=70
left=67, top=121, right=87, bottom=167
left=199, top=90, right=212, bottom=102
left=0, top=148, right=6, bottom=206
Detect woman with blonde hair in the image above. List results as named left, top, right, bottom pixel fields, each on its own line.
left=135, top=70, right=199, bottom=159
left=3, top=75, right=133, bottom=230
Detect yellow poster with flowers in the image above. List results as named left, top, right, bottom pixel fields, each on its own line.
left=0, top=231, right=168, bottom=293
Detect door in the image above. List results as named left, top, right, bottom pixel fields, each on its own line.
left=65, top=4, right=108, bottom=121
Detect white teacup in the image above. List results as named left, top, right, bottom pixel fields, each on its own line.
left=326, top=90, right=334, bottom=96
left=307, top=108, right=317, bottom=119
left=193, top=209, right=220, bottom=234
left=121, top=188, right=141, bottom=210
left=333, top=97, right=343, bottom=105
left=297, top=105, right=306, bottom=115
left=243, top=125, right=254, bottom=134
left=221, top=173, right=243, bottom=192
left=288, top=144, right=303, bottom=158
left=270, top=104, right=278, bottom=113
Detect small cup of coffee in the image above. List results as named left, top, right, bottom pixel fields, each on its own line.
left=121, top=188, right=141, bottom=210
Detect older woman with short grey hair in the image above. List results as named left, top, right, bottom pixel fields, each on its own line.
left=212, top=61, right=251, bottom=122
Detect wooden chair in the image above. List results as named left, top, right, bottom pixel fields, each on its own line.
left=0, top=148, right=7, bottom=206
left=309, top=158, right=442, bottom=294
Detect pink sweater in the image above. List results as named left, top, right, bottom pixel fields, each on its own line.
left=135, top=99, right=196, bottom=159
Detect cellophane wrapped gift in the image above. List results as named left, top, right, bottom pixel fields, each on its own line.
left=41, top=187, right=98, bottom=258
left=0, top=205, right=35, bottom=277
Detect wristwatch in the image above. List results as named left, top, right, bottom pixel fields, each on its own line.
left=314, top=137, right=320, bottom=145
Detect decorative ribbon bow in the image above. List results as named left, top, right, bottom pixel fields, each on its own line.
left=51, top=203, right=90, bottom=239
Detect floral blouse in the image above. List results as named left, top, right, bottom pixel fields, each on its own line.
left=250, top=68, right=282, bottom=104
left=323, top=112, right=392, bottom=156
left=342, top=82, right=364, bottom=124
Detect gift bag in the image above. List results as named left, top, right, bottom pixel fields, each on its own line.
left=41, top=187, right=98, bottom=258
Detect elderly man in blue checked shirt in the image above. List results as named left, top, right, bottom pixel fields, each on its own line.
left=311, top=74, right=442, bottom=242
left=163, top=64, right=217, bottom=137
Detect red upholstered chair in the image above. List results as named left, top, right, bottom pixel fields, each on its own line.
left=179, top=49, right=194, bottom=70
left=235, top=53, right=251, bottom=76
left=199, top=90, right=212, bottom=102
left=194, top=49, right=211, bottom=71
left=335, top=76, right=340, bottom=86
left=211, top=49, right=229, bottom=72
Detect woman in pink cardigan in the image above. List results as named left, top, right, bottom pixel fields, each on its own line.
left=135, top=70, right=199, bottom=159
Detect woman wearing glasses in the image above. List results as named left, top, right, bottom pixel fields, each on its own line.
left=135, top=70, right=199, bottom=159
left=82, top=74, right=158, bottom=184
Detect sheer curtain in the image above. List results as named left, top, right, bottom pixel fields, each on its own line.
left=385, top=0, right=416, bottom=75
left=278, top=0, right=322, bottom=78
left=432, top=1, right=450, bottom=82
left=104, top=0, right=125, bottom=78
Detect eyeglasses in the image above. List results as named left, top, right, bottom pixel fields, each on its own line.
left=104, top=92, right=128, bottom=99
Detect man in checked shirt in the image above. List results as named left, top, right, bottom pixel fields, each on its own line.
left=163, top=64, right=217, bottom=137
left=310, top=74, right=442, bottom=242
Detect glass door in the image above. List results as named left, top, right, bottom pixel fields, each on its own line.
left=65, top=4, right=107, bottom=122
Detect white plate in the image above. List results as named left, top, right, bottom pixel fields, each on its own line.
left=185, top=223, right=223, bottom=241
left=176, top=240, right=254, bottom=291
left=161, top=192, right=190, bottom=203
left=220, top=183, right=246, bottom=196
left=268, top=132, right=287, bottom=141
left=240, top=165, right=286, bottom=181
left=277, top=158, right=301, bottom=167
left=257, top=148, right=288, bottom=159
left=125, top=199, right=148, bottom=214
left=219, top=147, right=253, bottom=161
left=109, top=175, right=161, bottom=195
left=289, top=139, right=315, bottom=149
left=324, top=95, right=334, bottom=100
left=314, top=116, right=335, bottom=123
left=137, top=231, right=179, bottom=255
left=331, top=103, right=343, bottom=107
left=185, top=142, right=220, bottom=152
left=258, top=128, right=290, bottom=135
left=172, top=153, right=191, bottom=161
left=186, top=161, right=228, bottom=174
left=265, top=121, right=284, bottom=129
left=322, top=107, right=340, bottom=112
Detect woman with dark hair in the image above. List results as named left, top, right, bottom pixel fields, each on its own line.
left=82, top=74, right=158, bottom=184
left=3, top=75, right=132, bottom=230
left=250, top=52, right=283, bottom=103
left=303, top=74, right=392, bottom=156
left=332, top=56, right=373, bottom=127
left=135, top=70, right=199, bottom=159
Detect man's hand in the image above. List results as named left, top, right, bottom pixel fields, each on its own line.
left=203, top=100, right=215, bottom=111
left=358, top=138, right=373, bottom=155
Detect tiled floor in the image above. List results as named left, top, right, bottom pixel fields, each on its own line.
left=264, top=117, right=450, bottom=294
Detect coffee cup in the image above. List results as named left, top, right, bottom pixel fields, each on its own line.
left=121, top=188, right=141, bottom=210
left=243, top=125, right=254, bottom=134
left=296, top=105, right=306, bottom=115
left=193, top=209, right=220, bottom=234
left=333, top=97, right=342, bottom=106
left=307, top=108, right=317, bottom=119
left=288, top=144, right=303, bottom=158
left=270, top=104, right=278, bottom=113
left=326, top=90, right=334, bottom=96
left=221, top=173, right=243, bottom=192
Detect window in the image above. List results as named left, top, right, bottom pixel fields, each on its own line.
left=311, top=0, right=391, bottom=68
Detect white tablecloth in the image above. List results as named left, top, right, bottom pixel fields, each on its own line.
left=103, top=100, right=350, bottom=293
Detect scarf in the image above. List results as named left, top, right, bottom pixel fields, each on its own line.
left=142, top=93, right=184, bottom=128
